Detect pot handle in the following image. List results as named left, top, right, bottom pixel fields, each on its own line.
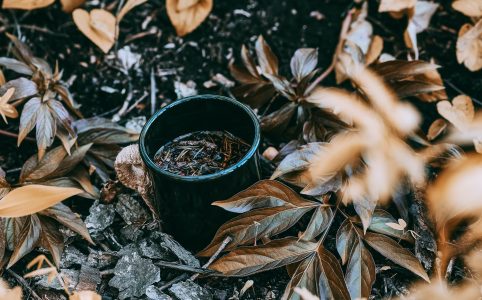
left=115, top=144, right=158, bottom=218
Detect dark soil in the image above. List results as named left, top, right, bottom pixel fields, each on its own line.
left=0, top=0, right=481, bottom=299
left=154, top=130, right=250, bottom=176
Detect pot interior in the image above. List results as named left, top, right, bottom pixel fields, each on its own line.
left=142, top=95, right=259, bottom=174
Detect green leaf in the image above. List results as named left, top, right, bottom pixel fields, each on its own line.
left=364, top=232, right=429, bottom=282
left=209, top=238, right=316, bottom=276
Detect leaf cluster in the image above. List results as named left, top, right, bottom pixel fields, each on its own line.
left=201, top=180, right=428, bottom=300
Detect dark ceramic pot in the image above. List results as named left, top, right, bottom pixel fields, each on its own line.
left=139, top=94, right=261, bottom=250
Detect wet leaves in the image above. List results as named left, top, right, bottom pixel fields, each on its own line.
left=167, top=0, right=213, bottom=37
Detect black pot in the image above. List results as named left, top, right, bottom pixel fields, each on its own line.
left=139, top=94, right=261, bottom=250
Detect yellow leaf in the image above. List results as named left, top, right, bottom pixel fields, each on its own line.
left=2, top=0, right=55, bottom=10
left=0, top=279, right=22, bottom=300
left=69, top=291, right=102, bottom=300
left=117, top=0, right=147, bottom=22
left=0, top=185, right=82, bottom=218
left=73, top=9, right=116, bottom=54
left=456, top=20, right=482, bottom=72
left=0, top=87, right=18, bottom=123
left=166, top=0, right=213, bottom=36
left=452, top=0, right=482, bottom=18
left=60, top=0, right=86, bottom=13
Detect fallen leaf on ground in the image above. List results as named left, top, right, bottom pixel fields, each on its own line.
left=456, top=20, right=482, bottom=72
left=60, top=0, right=85, bottom=13
left=452, top=0, right=482, bottom=18
left=73, top=0, right=146, bottom=53
left=0, top=279, right=22, bottom=300
left=73, top=9, right=116, bottom=53
left=166, top=0, right=213, bottom=36
left=2, top=0, right=55, bottom=10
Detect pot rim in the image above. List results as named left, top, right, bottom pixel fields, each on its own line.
left=139, top=94, right=261, bottom=182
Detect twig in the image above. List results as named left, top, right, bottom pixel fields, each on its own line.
left=191, top=236, right=233, bottom=281
left=444, top=80, right=482, bottom=106
left=155, top=261, right=213, bottom=274
left=111, top=80, right=133, bottom=122
left=0, top=129, right=35, bottom=142
left=6, top=269, right=42, bottom=300
left=158, top=273, right=189, bottom=291
left=159, top=236, right=233, bottom=291
left=150, top=68, right=157, bottom=115
left=306, top=9, right=353, bottom=95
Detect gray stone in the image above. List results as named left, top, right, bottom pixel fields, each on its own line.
left=146, top=285, right=173, bottom=300
left=139, top=235, right=172, bottom=260
left=36, top=269, right=79, bottom=291
left=169, top=280, right=213, bottom=300
left=108, top=251, right=160, bottom=299
left=60, top=245, right=87, bottom=268
left=155, top=232, right=200, bottom=267
left=85, top=201, right=115, bottom=233
left=115, top=194, right=150, bottom=225
left=120, top=224, right=144, bottom=242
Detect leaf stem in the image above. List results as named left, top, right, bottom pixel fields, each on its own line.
left=0, top=129, right=35, bottom=142
left=318, top=196, right=343, bottom=245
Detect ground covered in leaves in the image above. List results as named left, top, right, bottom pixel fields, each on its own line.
left=0, top=0, right=482, bottom=299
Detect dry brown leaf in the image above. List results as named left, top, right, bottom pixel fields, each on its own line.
left=437, top=95, right=474, bottom=131
left=114, top=145, right=156, bottom=217
left=0, top=279, right=22, bottom=300
left=427, top=118, right=447, bottom=141
left=0, top=87, right=18, bottom=123
left=73, top=9, right=116, bottom=53
left=70, top=291, right=102, bottom=300
left=452, top=0, right=482, bottom=18
left=427, top=155, right=482, bottom=226
left=379, top=0, right=416, bottom=13
left=60, top=0, right=85, bottom=13
left=0, top=69, right=5, bottom=85
left=2, top=0, right=55, bottom=10
left=0, top=185, right=82, bottom=218
left=166, top=0, right=213, bottom=36
left=456, top=20, right=482, bottom=72
left=366, top=35, right=384, bottom=65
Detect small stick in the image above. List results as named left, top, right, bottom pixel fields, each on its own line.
left=159, top=236, right=233, bottom=291
left=6, top=269, right=42, bottom=300
left=0, top=129, right=35, bottom=142
left=191, top=236, right=233, bottom=281
left=155, top=261, right=213, bottom=274
left=150, top=68, right=157, bottom=116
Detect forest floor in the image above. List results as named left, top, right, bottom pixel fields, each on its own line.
left=0, top=0, right=481, bottom=299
